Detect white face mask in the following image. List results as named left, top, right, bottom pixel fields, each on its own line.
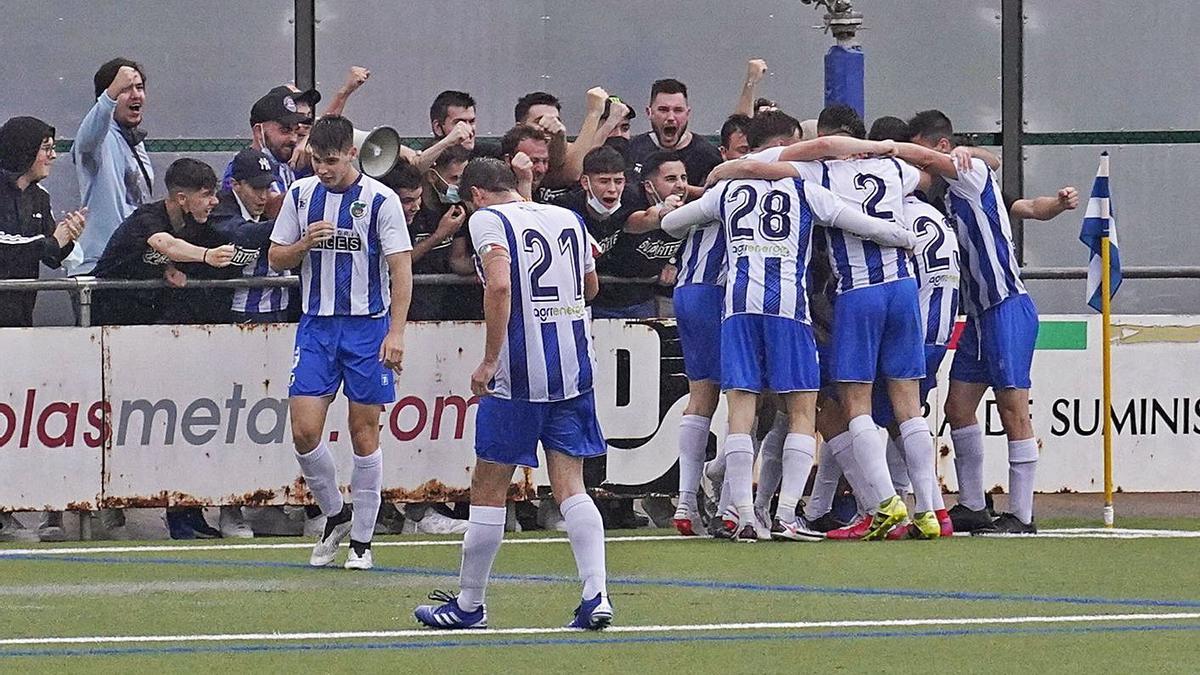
left=584, top=179, right=621, bottom=218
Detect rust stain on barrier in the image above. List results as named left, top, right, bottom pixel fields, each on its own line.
left=1114, top=323, right=1200, bottom=345
left=105, top=488, right=282, bottom=508
left=938, top=443, right=951, bottom=457
left=64, top=501, right=94, bottom=511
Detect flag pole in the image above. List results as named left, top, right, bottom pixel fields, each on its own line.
left=1101, top=228, right=1114, bottom=527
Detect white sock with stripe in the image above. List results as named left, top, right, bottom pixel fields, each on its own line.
left=951, top=424, right=987, bottom=511
left=458, top=505, right=507, bottom=611
left=677, top=415, right=711, bottom=513
left=560, top=493, right=607, bottom=599
left=294, top=442, right=343, bottom=517
left=775, top=433, right=816, bottom=522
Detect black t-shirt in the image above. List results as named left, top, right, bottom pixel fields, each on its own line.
left=553, top=187, right=679, bottom=309
left=93, top=201, right=228, bottom=324
left=626, top=132, right=723, bottom=187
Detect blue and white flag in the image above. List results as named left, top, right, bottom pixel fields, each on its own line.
left=1080, top=152, right=1122, bottom=312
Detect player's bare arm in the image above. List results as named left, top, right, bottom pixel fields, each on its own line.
left=379, top=251, right=412, bottom=375
left=894, top=142, right=960, bottom=180
left=471, top=245, right=512, bottom=397
left=1010, top=187, right=1079, bottom=220
left=268, top=219, right=334, bottom=271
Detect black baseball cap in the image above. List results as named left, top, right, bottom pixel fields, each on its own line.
left=230, top=148, right=276, bottom=188
left=250, top=90, right=306, bottom=126
left=268, top=85, right=320, bottom=110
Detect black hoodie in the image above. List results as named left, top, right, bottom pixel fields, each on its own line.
left=0, top=116, right=72, bottom=326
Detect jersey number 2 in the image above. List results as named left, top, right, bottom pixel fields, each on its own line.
left=854, top=173, right=894, bottom=220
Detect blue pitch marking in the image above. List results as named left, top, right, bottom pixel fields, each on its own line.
left=8, top=553, right=1200, bottom=611
left=1, top=622, right=1199, bottom=659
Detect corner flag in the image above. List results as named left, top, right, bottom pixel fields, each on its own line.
left=1080, top=152, right=1122, bottom=311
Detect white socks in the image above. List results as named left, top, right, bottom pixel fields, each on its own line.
left=899, top=418, right=937, bottom=513
left=775, top=434, right=816, bottom=522
left=295, top=442, right=343, bottom=517
left=677, top=415, right=711, bottom=513
left=951, top=424, right=986, bottom=511
left=846, top=415, right=896, bottom=507
left=885, top=436, right=911, bottom=497
left=806, top=433, right=849, bottom=519
left=1008, top=438, right=1039, bottom=524
left=754, top=413, right=788, bottom=514
left=350, top=449, right=383, bottom=543
left=560, top=493, right=607, bottom=599
left=724, top=433, right=756, bottom=520
left=458, top=505, right=507, bottom=611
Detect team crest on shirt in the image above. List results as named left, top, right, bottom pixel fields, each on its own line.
left=350, top=200, right=367, bottom=218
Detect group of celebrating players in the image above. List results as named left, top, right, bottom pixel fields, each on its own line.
left=268, top=98, right=1077, bottom=632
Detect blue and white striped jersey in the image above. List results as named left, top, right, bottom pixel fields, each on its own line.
left=270, top=174, right=411, bottom=317
left=945, top=157, right=1026, bottom=315
left=469, top=201, right=597, bottom=403
left=903, top=196, right=960, bottom=346
left=675, top=221, right=726, bottom=287
left=689, top=176, right=854, bottom=324
left=795, top=157, right=920, bottom=294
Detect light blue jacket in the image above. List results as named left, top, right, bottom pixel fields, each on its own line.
left=69, top=93, right=153, bottom=275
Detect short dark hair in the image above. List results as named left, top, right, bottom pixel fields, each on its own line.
left=514, top=91, right=561, bottom=124
left=746, top=110, right=801, bottom=149
left=500, top=124, right=550, bottom=158
left=430, top=90, right=476, bottom=124
left=459, top=158, right=517, bottom=197
left=433, top=144, right=471, bottom=171
left=641, top=151, right=684, bottom=181
left=720, top=114, right=753, bottom=149
left=93, top=57, right=146, bottom=99
left=908, top=109, right=955, bottom=145
left=164, top=158, right=216, bottom=193
left=380, top=159, right=423, bottom=192
left=817, top=104, right=866, bottom=139
left=650, top=78, right=688, bottom=102
left=308, top=115, right=354, bottom=154
left=582, top=146, right=627, bottom=176
left=868, top=116, right=913, bottom=143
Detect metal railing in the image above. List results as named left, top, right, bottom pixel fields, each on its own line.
left=0, top=274, right=660, bottom=327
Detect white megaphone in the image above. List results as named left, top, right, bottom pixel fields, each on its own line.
left=353, top=126, right=402, bottom=178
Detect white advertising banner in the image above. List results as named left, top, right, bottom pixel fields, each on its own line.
left=0, top=315, right=1197, bottom=509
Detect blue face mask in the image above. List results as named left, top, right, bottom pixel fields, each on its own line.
left=440, top=184, right=461, bottom=204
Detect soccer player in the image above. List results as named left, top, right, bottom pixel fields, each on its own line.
left=896, top=110, right=1036, bottom=533
left=662, top=150, right=917, bottom=543
left=414, top=158, right=611, bottom=630
left=268, top=116, right=413, bottom=569
left=703, top=105, right=930, bottom=540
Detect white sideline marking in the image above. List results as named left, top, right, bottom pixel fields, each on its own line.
left=2, top=612, right=1199, bottom=647
left=2, top=528, right=1199, bottom=558
left=0, top=535, right=691, bottom=557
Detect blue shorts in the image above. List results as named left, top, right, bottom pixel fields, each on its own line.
left=830, top=278, right=925, bottom=383
left=721, top=314, right=820, bottom=393
left=289, top=314, right=396, bottom=405
left=872, top=344, right=949, bottom=428
left=474, top=391, right=607, bottom=468
left=674, top=284, right=723, bottom=382
left=950, top=293, right=1038, bottom=390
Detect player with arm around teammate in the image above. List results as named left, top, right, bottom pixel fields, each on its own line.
left=268, top=116, right=413, bottom=569
left=662, top=158, right=916, bottom=542
left=414, top=158, right=612, bottom=631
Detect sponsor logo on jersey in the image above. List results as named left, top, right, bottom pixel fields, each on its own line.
left=311, top=231, right=363, bottom=252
